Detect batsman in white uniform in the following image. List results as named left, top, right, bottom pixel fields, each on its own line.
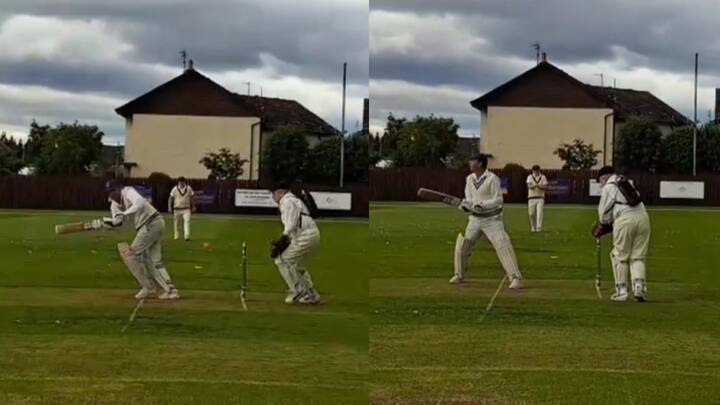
left=168, top=177, right=195, bottom=241
left=451, top=155, right=524, bottom=289
left=526, top=165, right=548, bottom=232
left=595, top=167, right=650, bottom=302
left=106, top=181, right=180, bottom=300
left=271, top=186, right=321, bottom=304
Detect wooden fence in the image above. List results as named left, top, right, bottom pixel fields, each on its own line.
left=0, top=176, right=369, bottom=217
left=370, top=168, right=720, bottom=206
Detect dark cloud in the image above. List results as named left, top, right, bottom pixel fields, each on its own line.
left=372, top=0, right=720, bottom=77
left=370, top=0, right=720, bottom=134
left=0, top=0, right=369, bottom=84
left=0, top=0, right=369, bottom=141
left=0, top=61, right=170, bottom=97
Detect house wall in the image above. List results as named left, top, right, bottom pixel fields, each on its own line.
left=481, top=106, right=614, bottom=169
left=124, top=114, right=261, bottom=179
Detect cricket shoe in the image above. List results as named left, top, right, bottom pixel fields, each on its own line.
left=610, top=288, right=628, bottom=302
left=134, top=288, right=156, bottom=300
left=632, top=279, right=647, bottom=302
left=508, top=277, right=523, bottom=289
left=298, top=291, right=322, bottom=305
left=449, top=275, right=464, bottom=284
left=284, top=291, right=304, bottom=304
left=159, top=289, right=180, bottom=300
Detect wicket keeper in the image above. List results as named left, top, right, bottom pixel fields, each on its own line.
left=594, top=167, right=650, bottom=302
left=526, top=165, right=548, bottom=232
left=106, top=180, right=180, bottom=300
left=451, top=154, right=524, bottom=289
left=168, top=177, right=195, bottom=241
left=270, top=184, right=321, bottom=304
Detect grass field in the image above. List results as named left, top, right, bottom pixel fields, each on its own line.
left=370, top=203, right=720, bottom=404
left=0, top=211, right=368, bottom=404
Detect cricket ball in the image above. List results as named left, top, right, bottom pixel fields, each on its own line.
left=202, top=242, right=212, bottom=252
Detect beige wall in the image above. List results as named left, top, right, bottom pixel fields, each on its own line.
left=124, top=114, right=261, bottom=179
left=480, top=106, right=614, bottom=169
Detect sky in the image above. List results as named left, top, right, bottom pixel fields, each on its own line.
left=0, top=0, right=369, bottom=144
left=370, top=0, right=720, bottom=137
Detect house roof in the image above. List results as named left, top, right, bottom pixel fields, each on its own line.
left=116, top=67, right=338, bottom=136
left=585, top=86, right=691, bottom=125
left=470, top=60, right=690, bottom=125
left=231, top=94, right=338, bottom=135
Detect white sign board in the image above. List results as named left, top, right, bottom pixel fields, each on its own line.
left=235, top=189, right=277, bottom=208
left=311, top=192, right=352, bottom=211
left=234, top=189, right=353, bottom=211
left=660, top=181, right=704, bottom=199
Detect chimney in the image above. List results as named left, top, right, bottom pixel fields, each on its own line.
left=716, top=88, right=720, bottom=122
left=541, top=52, right=547, bottom=63
left=187, top=59, right=194, bottom=71
left=362, top=98, right=369, bottom=134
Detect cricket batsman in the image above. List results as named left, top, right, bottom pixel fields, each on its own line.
left=450, top=154, right=524, bottom=289
left=106, top=180, right=180, bottom=300
left=168, top=177, right=195, bottom=241
left=593, top=167, right=650, bottom=302
left=526, top=164, right=548, bottom=232
left=269, top=184, right=321, bottom=304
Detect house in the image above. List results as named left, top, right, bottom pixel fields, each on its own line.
left=470, top=53, right=690, bottom=169
left=115, top=61, right=338, bottom=179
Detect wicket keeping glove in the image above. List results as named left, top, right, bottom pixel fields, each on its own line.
left=270, top=235, right=291, bottom=259
left=592, top=223, right=613, bottom=238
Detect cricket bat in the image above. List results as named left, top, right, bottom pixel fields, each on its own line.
left=417, top=187, right=462, bottom=207
left=55, top=221, right=96, bottom=235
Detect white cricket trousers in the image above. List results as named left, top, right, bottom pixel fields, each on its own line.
left=460, top=215, right=522, bottom=280
left=528, top=198, right=544, bottom=232
left=173, top=209, right=191, bottom=240
left=611, top=210, right=651, bottom=289
left=131, top=217, right=176, bottom=293
left=274, top=228, right=320, bottom=296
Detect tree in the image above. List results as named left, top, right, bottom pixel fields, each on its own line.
left=615, top=117, right=663, bottom=172
left=304, top=137, right=342, bottom=183
left=304, top=132, right=370, bottom=184
left=554, top=139, right=601, bottom=170
left=697, top=124, right=720, bottom=173
left=0, top=145, right=22, bottom=175
left=343, top=131, right=370, bottom=182
left=199, top=147, right=248, bottom=180
left=264, top=126, right=310, bottom=182
left=661, top=127, right=693, bottom=174
left=380, top=114, right=406, bottom=158
left=391, top=115, right=459, bottom=168
left=30, top=122, right=104, bottom=176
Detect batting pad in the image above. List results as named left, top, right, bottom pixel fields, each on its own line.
left=489, top=233, right=523, bottom=280
left=150, top=266, right=174, bottom=293
left=117, top=243, right=154, bottom=290
left=453, top=233, right=474, bottom=278
left=610, top=254, right=628, bottom=289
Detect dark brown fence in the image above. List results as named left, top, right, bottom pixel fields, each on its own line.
left=370, top=168, right=720, bottom=206
left=0, top=176, right=368, bottom=217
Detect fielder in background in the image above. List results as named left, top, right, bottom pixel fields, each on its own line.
left=451, top=154, right=524, bottom=289
left=269, top=184, right=322, bottom=304
left=107, top=180, right=180, bottom=300
left=526, top=165, right=548, bottom=232
left=593, top=166, right=650, bottom=302
left=168, top=177, right=195, bottom=241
